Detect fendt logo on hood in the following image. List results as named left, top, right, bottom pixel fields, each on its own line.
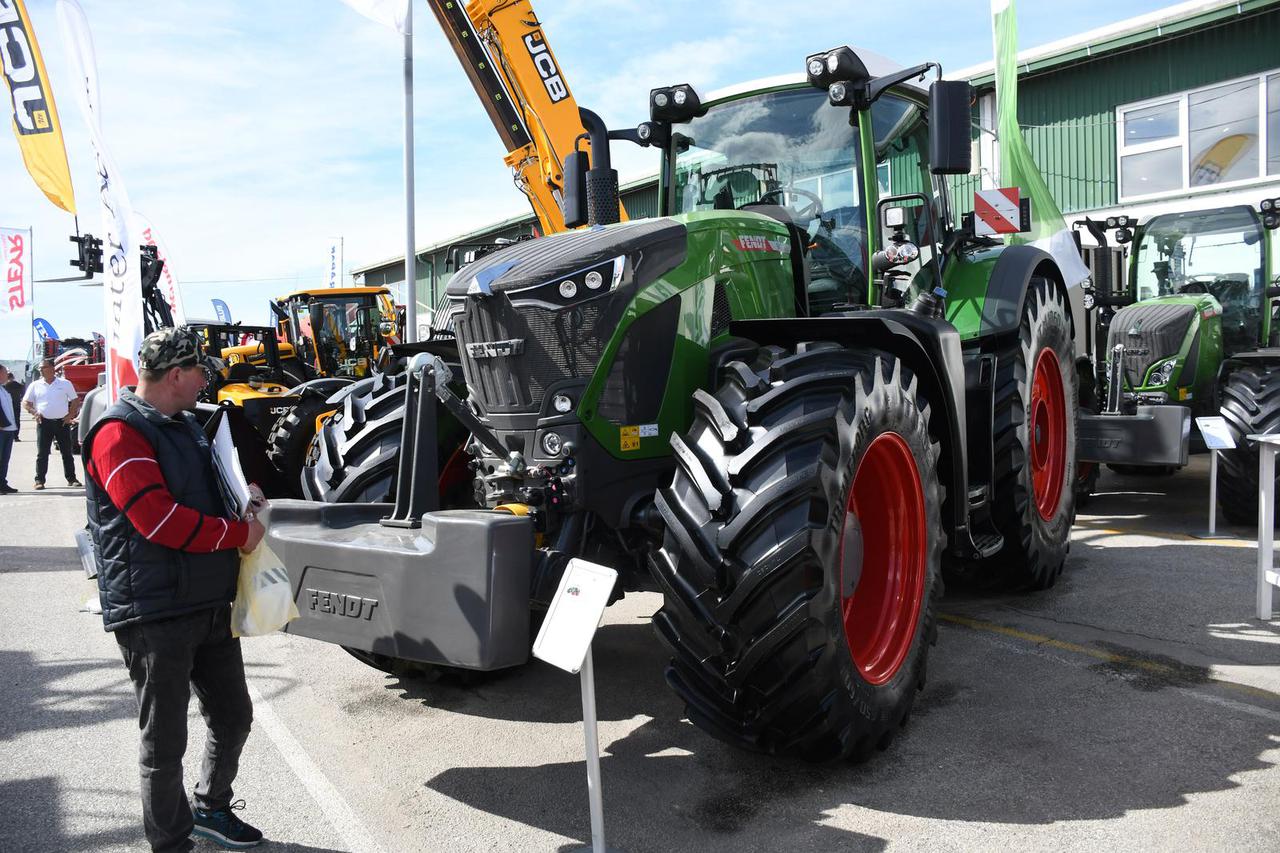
left=523, top=30, right=568, bottom=103
left=0, top=1, right=54, bottom=135
left=467, top=339, right=525, bottom=359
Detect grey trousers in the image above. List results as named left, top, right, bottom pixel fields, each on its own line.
left=114, top=605, right=253, bottom=853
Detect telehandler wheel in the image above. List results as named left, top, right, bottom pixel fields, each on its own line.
left=651, top=343, right=942, bottom=762
left=266, top=391, right=341, bottom=498
left=1218, top=362, right=1280, bottom=525
left=986, top=276, right=1076, bottom=590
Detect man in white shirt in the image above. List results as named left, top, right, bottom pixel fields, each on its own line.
left=0, top=364, right=16, bottom=493
left=22, top=358, right=82, bottom=490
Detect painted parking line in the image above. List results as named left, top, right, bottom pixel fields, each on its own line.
left=246, top=681, right=387, bottom=853
left=1073, top=522, right=1262, bottom=548
left=939, top=613, right=1280, bottom=712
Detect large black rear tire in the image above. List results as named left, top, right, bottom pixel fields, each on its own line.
left=651, top=343, right=942, bottom=762
left=1218, top=362, right=1280, bottom=525
left=986, top=276, right=1076, bottom=589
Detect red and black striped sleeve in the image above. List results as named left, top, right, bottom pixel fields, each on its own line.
left=86, top=420, right=249, bottom=553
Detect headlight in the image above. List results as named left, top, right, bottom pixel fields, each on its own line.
left=1147, top=358, right=1177, bottom=387
left=559, top=280, right=577, bottom=298
left=673, top=88, right=687, bottom=106
left=553, top=394, right=573, bottom=413
left=541, top=431, right=563, bottom=456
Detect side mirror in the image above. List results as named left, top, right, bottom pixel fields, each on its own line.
left=928, top=81, right=972, bottom=175
left=562, top=150, right=589, bottom=229
left=378, top=320, right=394, bottom=337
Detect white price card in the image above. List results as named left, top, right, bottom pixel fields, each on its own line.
left=1195, top=416, right=1236, bottom=451
left=532, top=558, right=617, bottom=674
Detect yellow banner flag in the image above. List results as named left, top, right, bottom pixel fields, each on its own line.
left=0, top=0, right=76, bottom=213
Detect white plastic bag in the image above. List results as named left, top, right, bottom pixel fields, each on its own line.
left=231, top=541, right=299, bottom=637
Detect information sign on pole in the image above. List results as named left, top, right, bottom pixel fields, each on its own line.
left=533, top=558, right=621, bottom=853
left=1195, top=416, right=1236, bottom=450
left=1193, top=416, right=1236, bottom=538
left=533, top=558, right=616, bottom=674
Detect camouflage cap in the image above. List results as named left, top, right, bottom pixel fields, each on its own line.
left=137, top=326, right=221, bottom=373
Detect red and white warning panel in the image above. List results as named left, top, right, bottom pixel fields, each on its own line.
left=974, top=187, right=1032, bottom=236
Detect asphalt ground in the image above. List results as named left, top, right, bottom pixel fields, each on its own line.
left=2, top=424, right=1279, bottom=852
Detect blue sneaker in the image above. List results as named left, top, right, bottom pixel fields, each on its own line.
left=191, top=799, right=263, bottom=849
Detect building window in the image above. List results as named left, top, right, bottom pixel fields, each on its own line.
left=1117, top=68, right=1280, bottom=201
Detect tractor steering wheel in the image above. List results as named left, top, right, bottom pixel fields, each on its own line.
left=756, top=187, right=824, bottom=224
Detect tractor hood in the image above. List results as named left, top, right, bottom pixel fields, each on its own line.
left=1107, top=295, right=1219, bottom=390
left=447, top=218, right=687, bottom=298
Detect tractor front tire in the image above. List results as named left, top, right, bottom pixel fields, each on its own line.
left=1218, top=362, right=1280, bottom=525
left=651, top=343, right=942, bottom=762
left=986, top=276, right=1076, bottom=589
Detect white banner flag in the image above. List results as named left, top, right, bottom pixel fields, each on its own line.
left=338, top=0, right=409, bottom=33
left=57, top=0, right=144, bottom=402
left=0, top=227, right=33, bottom=315
left=323, top=237, right=344, bottom=288
left=135, top=212, right=185, bottom=325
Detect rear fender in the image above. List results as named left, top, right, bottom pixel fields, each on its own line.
left=731, top=313, right=972, bottom=553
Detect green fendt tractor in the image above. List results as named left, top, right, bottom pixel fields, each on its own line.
left=1077, top=200, right=1280, bottom=522
left=269, top=47, right=1082, bottom=761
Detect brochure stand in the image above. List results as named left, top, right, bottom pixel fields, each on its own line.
left=532, top=558, right=623, bottom=853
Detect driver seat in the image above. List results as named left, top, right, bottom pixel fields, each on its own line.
left=739, top=202, right=812, bottom=317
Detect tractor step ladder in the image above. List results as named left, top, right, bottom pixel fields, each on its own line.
left=1249, top=433, right=1280, bottom=620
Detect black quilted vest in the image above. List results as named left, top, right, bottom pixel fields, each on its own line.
left=84, top=391, right=239, bottom=631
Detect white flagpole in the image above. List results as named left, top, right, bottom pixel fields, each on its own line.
left=402, top=3, right=416, bottom=342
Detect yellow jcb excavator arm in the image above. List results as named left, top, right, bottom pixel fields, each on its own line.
left=426, top=0, right=626, bottom=235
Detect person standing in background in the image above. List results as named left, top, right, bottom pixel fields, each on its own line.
left=23, top=357, right=82, bottom=490
left=2, top=367, right=22, bottom=441
left=0, top=365, right=17, bottom=493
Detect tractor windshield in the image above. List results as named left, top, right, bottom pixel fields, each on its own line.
left=671, top=87, right=863, bottom=222
left=671, top=88, right=866, bottom=308
left=1133, top=206, right=1266, bottom=353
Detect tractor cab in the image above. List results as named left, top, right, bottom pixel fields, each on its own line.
left=1130, top=205, right=1269, bottom=356
left=660, top=51, right=957, bottom=316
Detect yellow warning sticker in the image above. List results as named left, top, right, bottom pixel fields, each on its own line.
left=620, top=425, right=640, bottom=451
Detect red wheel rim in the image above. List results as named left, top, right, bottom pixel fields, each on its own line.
left=1030, top=348, right=1067, bottom=521
left=840, top=433, right=927, bottom=686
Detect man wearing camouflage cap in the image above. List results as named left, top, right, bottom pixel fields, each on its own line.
left=82, top=326, right=268, bottom=852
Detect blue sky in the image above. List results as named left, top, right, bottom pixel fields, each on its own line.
left=0, top=0, right=1180, bottom=358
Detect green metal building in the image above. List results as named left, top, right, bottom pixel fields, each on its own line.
left=356, top=0, right=1280, bottom=330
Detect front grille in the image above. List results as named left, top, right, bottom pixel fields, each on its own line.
left=453, top=293, right=611, bottom=413
left=1107, top=303, right=1196, bottom=388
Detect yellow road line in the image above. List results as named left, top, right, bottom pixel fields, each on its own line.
left=939, top=612, right=1280, bottom=703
